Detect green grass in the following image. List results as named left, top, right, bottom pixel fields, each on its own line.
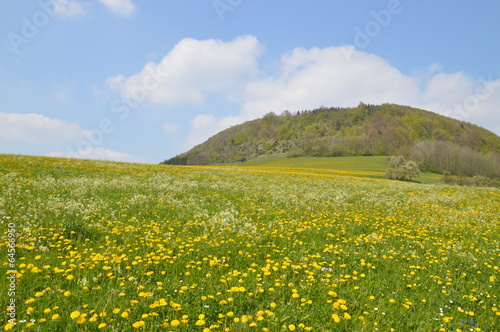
left=228, top=155, right=442, bottom=184
left=1, top=154, right=499, bottom=331
left=230, top=155, right=388, bottom=171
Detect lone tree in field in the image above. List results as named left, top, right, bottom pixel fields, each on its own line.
left=403, top=161, right=420, bottom=181
left=386, top=156, right=420, bottom=181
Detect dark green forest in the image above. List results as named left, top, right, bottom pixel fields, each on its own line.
left=162, top=103, right=500, bottom=169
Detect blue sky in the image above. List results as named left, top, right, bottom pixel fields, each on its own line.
left=1, top=0, right=499, bottom=163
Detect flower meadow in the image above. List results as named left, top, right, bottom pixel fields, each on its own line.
left=1, top=154, right=499, bottom=332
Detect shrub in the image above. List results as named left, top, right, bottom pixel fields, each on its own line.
left=386, top=156, right=420, bottom=181
left=471, top=175, right=493, bottom=187
left=385, top=167, right=407, bottom=181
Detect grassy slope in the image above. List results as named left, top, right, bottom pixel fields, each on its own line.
left=1, top=155, right=498, bottom=331
left=227, top=155, right=442, bottom=184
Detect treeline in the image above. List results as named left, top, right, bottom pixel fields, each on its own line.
left=410, top=140, right=500, bottom=178
left=161, top=103, right=500, bottom=165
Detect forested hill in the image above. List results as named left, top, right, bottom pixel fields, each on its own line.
left=162, top=103, right=500, bottom=165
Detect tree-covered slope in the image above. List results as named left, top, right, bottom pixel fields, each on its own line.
left=162, top=103, right=500, bottom=165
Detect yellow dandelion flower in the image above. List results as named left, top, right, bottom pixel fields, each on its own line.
left=70, top=311, right=81, bottom=319
left=170, top=320, right=180, bottom=326
left=132, top=321, right=146, bottom=328
left=64, top=291, right=71, bottom=297
left=52, top=314, right=61, bottom=320
left=98, top=323, right=107, bottom=329
left=76, top=316, right=86, bottom=324
left=122, top=311, right=130, bottom=318
left=4, top=323, right=15, bottom=331
left=332, top=314, right=341, bottom=323
left=288, top=324, right=296, bottom=331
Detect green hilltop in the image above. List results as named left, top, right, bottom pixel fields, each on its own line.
left=162, top=103, right=500, bottom=166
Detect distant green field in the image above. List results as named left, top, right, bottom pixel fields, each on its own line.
left=228, top=155, right=442, bottom=184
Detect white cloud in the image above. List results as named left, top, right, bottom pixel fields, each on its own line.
left=97, top=0, right=136, bottom=18
left=420, top=72, right=474, bottom=108
left=106, top=35, right=263, bottom=106
left=432, top=75, right=500, bottom=132
left=48, top=147, right=142, bottom=162
left=52, top=0, right=87, bottom=18
left=0, top=112, right=90, bottom=143
left=241, top=46, right=419, bottom=117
